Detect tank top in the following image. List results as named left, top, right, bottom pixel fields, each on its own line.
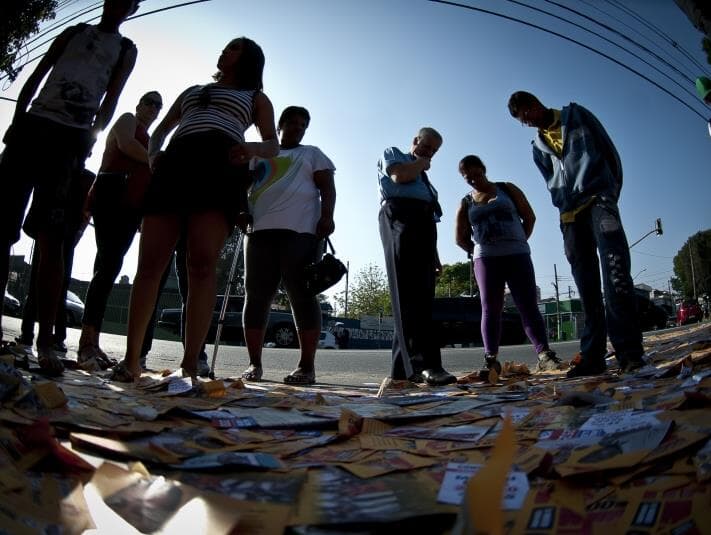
left=172, top=84, right=255, bottom=142
left=30, top=25, right=125, bottom=129
left=99, top=120, right=150, bottom=209
left=464, top=185, right=530, bottom=258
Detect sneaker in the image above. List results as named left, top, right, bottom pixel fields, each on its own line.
left=566, top=358, right=607, bottom=378
left=484, top=353, right=502, bottom=375
left=197, top=358, right=210, bottom=378
left=537, top=350, right=562, bottom=372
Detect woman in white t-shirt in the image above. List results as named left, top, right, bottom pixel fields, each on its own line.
left=242, top=106, right=336, bottom=384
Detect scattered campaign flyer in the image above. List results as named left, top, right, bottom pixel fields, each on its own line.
left=436, top=462, right=529, bottom=510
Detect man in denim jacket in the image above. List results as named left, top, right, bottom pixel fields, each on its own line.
left=507, top=91, right=645, bottom=377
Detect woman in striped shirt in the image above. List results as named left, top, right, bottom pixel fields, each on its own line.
left=111, top=37, right=278, bottom=381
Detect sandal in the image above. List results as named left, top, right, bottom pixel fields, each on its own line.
left=283, top=368, right=316, bottom=385
left=241, top=364, right=263, bottom=381
left=37, top=346, right=65, bottom=377
left=108, top=361, right=137, bottom=383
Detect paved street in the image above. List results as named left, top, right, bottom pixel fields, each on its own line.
left=4, top=315, right=595, bottom=385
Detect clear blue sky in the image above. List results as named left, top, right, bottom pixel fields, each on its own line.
left=2, top=0, right=710, bottom=310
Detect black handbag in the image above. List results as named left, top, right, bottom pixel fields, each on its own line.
left=303, top=238, right=348, bottom=295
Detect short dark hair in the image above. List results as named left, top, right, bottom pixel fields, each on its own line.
left=140, top=90, right=161, bottom=102
left=278, top=106, right=310, bottom=129
left=459, top=155, right=486, bottom=174
left=418, top=126, right=442, bottom=143
left=507, top=91, right=540, bottom=118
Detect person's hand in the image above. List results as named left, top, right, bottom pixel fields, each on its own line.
left=2, top=113, right=25, bottom=145
left=229, top=142, right=253, bottom=165
left=82, top=186, right=96, bottom=223
left=415, top=155, right=431, bottom=171
left=315, top=216, right=335, bottom=239
left=149, top=151, right=164, bottom=172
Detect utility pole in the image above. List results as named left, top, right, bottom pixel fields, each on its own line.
left=553, top=264, right=561, bottom=341
left=344, top=261, right=350, bottom=316
left=668, top=279, right=676, bottom=315
left=688, top=243, right=697, bottom=300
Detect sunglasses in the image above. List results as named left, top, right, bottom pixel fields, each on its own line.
left=142, top=98, right=162, bottom=109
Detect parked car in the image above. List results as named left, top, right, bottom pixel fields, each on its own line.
left=634, top=293, right=669, bottom=331
left=318, top=330, right=337, bottom=349
left=158, top=295, right=298, bottom=348
left=64, top=290, right=86, bottom=327
left=431, top=296, right=527, bottom=348
left=3, top=291, right=21, bottom=317
left=677, top=300, right=703, bottom=326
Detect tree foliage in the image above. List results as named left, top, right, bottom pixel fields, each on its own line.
left=1, top=1, right=58, bottom=82
left=673, top=229, right=711, bottom=298
left=334, top=263, right=390, bottom=318
left=215, top=232, right=245, bottom=296
left=435, top=261, right=475, bottom=297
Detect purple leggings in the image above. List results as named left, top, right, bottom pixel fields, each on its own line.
left=474, top=253, right=549, bottom=355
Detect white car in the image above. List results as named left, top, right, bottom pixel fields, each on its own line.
left=318, top=331, right=337, bottom=349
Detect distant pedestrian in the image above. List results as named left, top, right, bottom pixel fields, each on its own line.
left=508, top=91, right=645, bottom=377
left=378, top=127, right=456, bottom=386
left=0, top=0, right=140, bottom=374
left=456, top=155, right=561, bottom=374
left=335, top=323, right=350, bottom=350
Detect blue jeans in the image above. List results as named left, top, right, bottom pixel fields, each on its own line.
left=561, top=199, right=643, bottom=366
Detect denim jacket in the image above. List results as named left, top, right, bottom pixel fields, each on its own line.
left=531, top=103, right=623, bottom=215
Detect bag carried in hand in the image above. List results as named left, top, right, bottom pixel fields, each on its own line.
left=304, top=237, right=348, bottom=295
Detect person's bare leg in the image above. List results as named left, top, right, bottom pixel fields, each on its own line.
left=295, top=328, right=318, bottom=372
left=35, top=231, right=65, bottom=374
left=182, top=212, right=229, bottom=377
left=244, top=328, right=265, bottom=368
left=123, top=215, right=180, bottom=378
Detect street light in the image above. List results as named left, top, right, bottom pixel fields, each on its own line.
left=629, top=218, right=663, bottom=249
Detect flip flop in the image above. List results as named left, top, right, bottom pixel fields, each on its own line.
left=283, top=368, right=316, bottom=385
left=241, top=365, right=263, bottom=381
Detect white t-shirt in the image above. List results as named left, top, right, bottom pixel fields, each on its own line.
left=249, top=145, right=335, bottom=234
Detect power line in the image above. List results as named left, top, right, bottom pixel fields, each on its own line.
left=540, top=0, right=697, bottom=85
left=504, top=0, right=702, bottom=112
left=577, top=0, right=707, bottom=80
left=1, top=0, right=214, bottom=84
left=428, top=0, right=708, bottom=122
left=602, top=0, right=710, bottom=77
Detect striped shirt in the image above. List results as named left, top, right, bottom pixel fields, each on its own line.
left=173, top=84, right=255, bottom=142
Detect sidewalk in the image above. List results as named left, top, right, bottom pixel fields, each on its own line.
left=0, top=320, right=710, bottom=533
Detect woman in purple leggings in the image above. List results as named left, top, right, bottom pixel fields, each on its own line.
left=455, top=155, right=561, bottom=374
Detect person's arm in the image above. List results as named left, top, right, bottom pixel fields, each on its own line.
left=91, top=43, right=138, bottom=137
left=230, top=92, right=279, bottom=163
left=388, top=156, right=430, bottom=183
left=314, top=168, right=336, bottom=238
left=580, top=106, right=623, bottom=190
left=148, top=88, right=189, bottom=170
left=455, top=197, right=474, bottom=255
left=505, top=182, right=536, bottom=239
left=111, top=113, right=148, bottom=163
